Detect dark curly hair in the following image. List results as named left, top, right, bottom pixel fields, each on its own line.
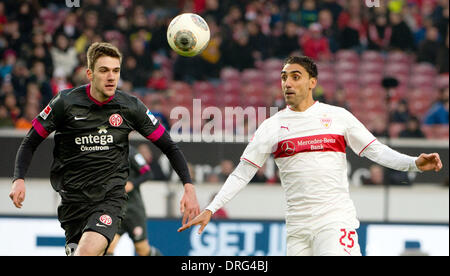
left=283, top=56, right=318, bottom=79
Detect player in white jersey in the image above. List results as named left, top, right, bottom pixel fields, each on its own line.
left=178, top=56, right=443, bottom=256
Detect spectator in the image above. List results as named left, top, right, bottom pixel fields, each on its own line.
left=199, top=30, right=223, bottom=79
left=275, top=21, right=300, bottom=58
left=3, top=93, right=20, bottom=122
left=10, top=59, right=29, bottom=108
left=285, top=0, right=302, bottom=27
left=398, top=116, right=425, bottom=138
left=371, top=117, right=389, bottom=138
left=246, top=20, right=269, bottom=61
left=137, top=143, right=168, bottom=181
left=15, top=102, right=38, bottom=130
left=50, top=67, right=73, bottom=96
left=424, top=88, right=449, bottom=125
left=337, top=0, right=367, bottom=50
left=436, top=30, right=449, bottom=74
left=301, top=0, right=319, bottom=28
left=361, top=164, right=384, bottom=185
left=50, top=33, right=78, bottom=78
left=222, top=29, right=254, bottom=71
left=301, top=23, right=331, bottom=61
left=0, top=104, right=14, bottom=127
left=147, top=66, right=168, bottom=91
left=329, top=89, right=350, bottom=110
left=389, top=12, right=415, bottom=52
left=417, top=26, right=441, bottom=64
left=0, top=49, right=16, bottom=79
left=390, top=99, right=411, bottom=123
left=367, top=14, right=392, bottom=51
left=54, top=12, right=80, bottom=42
left=28, top=61, right=52, bottom=107
left=250, top=165, right=268, bottom=184
left=318, top=9, right=340, bottom=53
left=218, top=159, right=235, bottom=182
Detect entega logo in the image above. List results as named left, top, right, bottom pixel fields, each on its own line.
left=74, top=126, right=114, bottom=151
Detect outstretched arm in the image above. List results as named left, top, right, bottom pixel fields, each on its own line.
left=361, top=140, right=443, bottom=172
left=177, top=160, right=259, bottom=234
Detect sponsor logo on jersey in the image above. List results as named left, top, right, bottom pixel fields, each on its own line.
left=39, top=105, right=52, bottom=120
left=146, top=109, right=158, bottom=125
left=74, top=126, right=113, bottom=152
left=281, top=141, right=296, bottom=156
left=99, top=214, right=112, bottom=226
left=109, top=113, right=123, bottom=127
left=274, top=134, right=346, bottom=158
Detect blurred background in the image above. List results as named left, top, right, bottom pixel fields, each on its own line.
left=0, top=0, right=448, bottom=256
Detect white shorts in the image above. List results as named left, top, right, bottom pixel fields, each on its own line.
left=286, top=224, right=362, bottom=256
left=286, top=207, right=361, bottom=256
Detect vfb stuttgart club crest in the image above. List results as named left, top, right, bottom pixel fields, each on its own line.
left=320, top=117, right=332, bottom=129
left=109, top=114, right=123, bottom=127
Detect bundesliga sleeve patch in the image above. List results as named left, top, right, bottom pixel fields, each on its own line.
left=39, top=105, right=52, bottom=120
left=146, top=109, right=158, bottom=125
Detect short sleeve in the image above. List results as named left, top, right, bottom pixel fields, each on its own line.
left=32, top=92, right=65, bottom=138
left=342, top=109, right=377, bottom=156
left=240, top=118, right=279, bottom=168
left=132, top=97, right=166, bottom=142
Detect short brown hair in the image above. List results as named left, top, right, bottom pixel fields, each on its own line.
left=86, top=42, right=122, bottom=70
left=284, top=56, right=318, bottom=79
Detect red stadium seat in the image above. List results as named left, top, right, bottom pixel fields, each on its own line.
left=436, top=74, right=450, bottom=89
left=335, top=50, right=360, bottom=63
left=361, top=51, right=385, bottom=64
left=335, top=61, right=359, bottom=74
left=387, top=51, right=412, bottom=65
left=264, top=58, right=284, bottom=72
left=412, top=63, right=437, bottom=77
left=420, top=124, right=449, bottom=139
left=220, top=67, right=241, bottom=82
left=241, top=69, right=265, bottom=84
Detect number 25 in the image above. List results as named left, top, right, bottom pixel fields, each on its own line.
left=339, top=229, right=356, bottom=248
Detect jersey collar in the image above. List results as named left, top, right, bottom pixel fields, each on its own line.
left=86, top=83, right=115, bottom=106
left=287, top=100, right=319, bottom=113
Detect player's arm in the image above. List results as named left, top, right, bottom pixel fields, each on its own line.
left=177, top=160, right=259, bottom=234
left=152, top=130, right=200, bottom=225
left=343, top=108, right=443, bottom=173
left=132, top=98, right=200, bottom=224
left=177, top=119, right=274, bottom=234
left=10, top=93, right=62, bottom=208
left=10, top=127, right=46, bottom=208
left=360, top=140, right=443, bottom=172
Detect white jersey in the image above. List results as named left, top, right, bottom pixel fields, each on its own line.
left=240, top=101, right=376, bottom=226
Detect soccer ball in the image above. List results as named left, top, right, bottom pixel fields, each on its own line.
left=167, top=13, right=210, bottom=57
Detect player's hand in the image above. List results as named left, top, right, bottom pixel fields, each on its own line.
left=9, top=179, right=26, bottom=208
left=180, top=183, right=200, bottom=225
left=125, top=181, right=134, bottom=193
left=415, top=153, right=443, bottom=172
left=177, top=210, right=212, bottom=234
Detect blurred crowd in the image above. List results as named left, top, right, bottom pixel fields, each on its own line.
left=0, top=0, right=448, bottom=186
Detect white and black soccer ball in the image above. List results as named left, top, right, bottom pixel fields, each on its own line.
left=167, top=13, right=210, bottom=57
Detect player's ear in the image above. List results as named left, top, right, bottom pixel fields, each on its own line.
left=309, top=77, right=318, bottom=89
left=86, top=68, right=93, bottom=82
